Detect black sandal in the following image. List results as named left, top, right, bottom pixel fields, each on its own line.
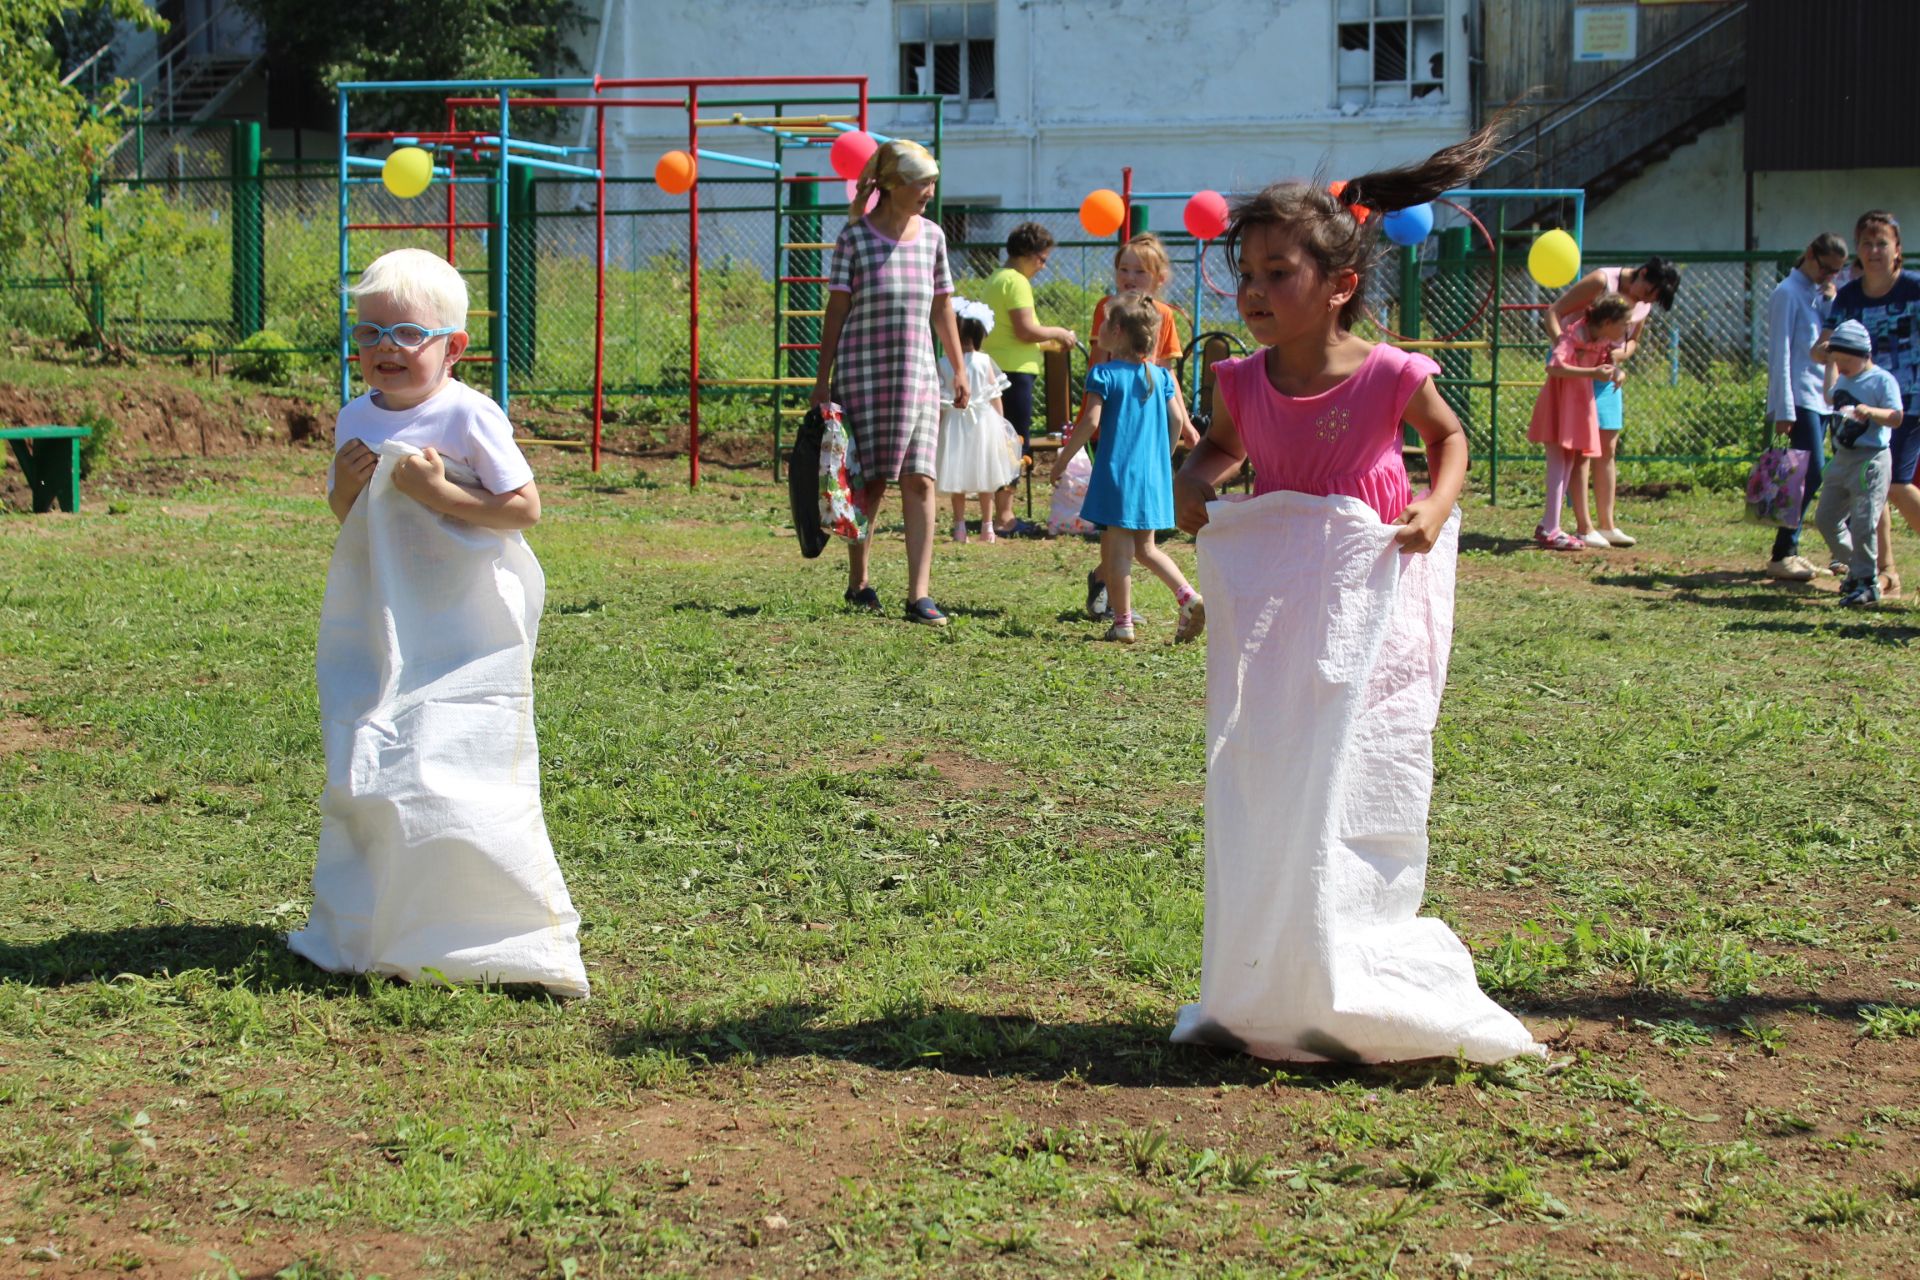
left=844, top=585, right=881, bottom=612
left=904, top=596, right=948, bottom=627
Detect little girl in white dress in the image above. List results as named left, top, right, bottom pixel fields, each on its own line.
left=936, top=299, right=1021, bottom=543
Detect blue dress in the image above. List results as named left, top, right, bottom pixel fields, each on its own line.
left=1079, top=361, right=1176, bottom=530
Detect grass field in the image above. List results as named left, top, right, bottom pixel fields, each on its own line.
left=3, top=438, right=1918, bottom=1278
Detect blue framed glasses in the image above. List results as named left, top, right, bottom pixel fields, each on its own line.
left=349, top=321, right=456, bottom=349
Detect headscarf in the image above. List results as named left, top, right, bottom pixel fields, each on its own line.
left=848, top=139, right=939, bottom=220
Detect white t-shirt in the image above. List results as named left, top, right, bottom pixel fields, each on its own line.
left=329, top=378, right=534, bottom=495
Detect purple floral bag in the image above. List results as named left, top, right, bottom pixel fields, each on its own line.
left=1745, top=447, right=1810, bottom=528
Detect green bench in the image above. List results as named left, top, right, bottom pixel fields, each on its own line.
left=2, top=425, right=93, bottom=513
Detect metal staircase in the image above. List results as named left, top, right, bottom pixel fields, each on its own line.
left=63, top=1, right=264, bottom=125
left=1485, top=1, right=1747, bottom=226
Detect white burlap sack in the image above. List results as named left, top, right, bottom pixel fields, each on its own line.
left=1171, top=491, right=1539, bottom=1063
left=289, top=442, right=588, bottom=998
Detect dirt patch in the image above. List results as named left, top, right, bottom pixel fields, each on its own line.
left=0, top=701, right=76, bottom=759
left=0, top=380, right=327, bottom=460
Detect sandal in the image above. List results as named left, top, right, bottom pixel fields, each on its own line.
left=1534, top=526, right=1585, bottom=552
left=904, top=596, right=949, bottom=627
left=844, top=585, right=882, bottom=612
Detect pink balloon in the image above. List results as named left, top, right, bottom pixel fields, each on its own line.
left=1184, top=190, right=1230, bottom=241
left=843, top=179, right=879, bottom=214
left=829, top=131, right=879, bottom=182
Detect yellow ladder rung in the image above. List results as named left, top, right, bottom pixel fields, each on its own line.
left=703, top=377, right=815, bottom=387
left=782, top=242, right=834, bottom=250
left=517, top=437, right=587, bottom=449
left=777, top=407, right=812, bottom=416
left=692, top=113, right=857, bottom=128
left=783, top=309, right=826, bottom=318
left=470, top=309, right=497, bottom=317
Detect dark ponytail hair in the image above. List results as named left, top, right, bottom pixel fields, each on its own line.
left=1223, top=111, right=1516, bottom=329
left=1632, top=256, right=1681, bottom=311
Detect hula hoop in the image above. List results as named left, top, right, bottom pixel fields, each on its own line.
left=1363, top=196, right=1496, bottom=344
left=1198, top=239, right=1236, bottom=299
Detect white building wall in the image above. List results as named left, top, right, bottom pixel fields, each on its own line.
left=1583, top=115, right=1920, bottom=253
left=586, top=0, right=1475, bottom=207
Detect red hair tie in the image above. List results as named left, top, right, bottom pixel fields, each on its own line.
left=1328, top=180, right=1371, bottom=223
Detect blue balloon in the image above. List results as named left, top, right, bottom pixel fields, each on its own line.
left=1383, top=203, right=1434, bottom=247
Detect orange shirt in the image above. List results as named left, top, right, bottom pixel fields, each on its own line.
left=1090, top=296, right=1182, bottom=366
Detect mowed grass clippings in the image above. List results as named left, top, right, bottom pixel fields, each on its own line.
left=2, top=443, right=1918, bottom=1279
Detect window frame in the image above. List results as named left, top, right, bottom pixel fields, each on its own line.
left=895, top=1, right=997, bottom=124
left=1335, top=0, right=1450, bottom=110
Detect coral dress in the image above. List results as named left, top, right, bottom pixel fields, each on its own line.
left=1213, top=343, right=1440, bottom=523
left=1527, top=319, right=1610, bottom=457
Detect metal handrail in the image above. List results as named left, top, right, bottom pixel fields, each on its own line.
left=116, top=2, right=259, bottom=116
left=59, top=40, right=117, bottom=88
left=1497, top=1, right=1746, bottom=156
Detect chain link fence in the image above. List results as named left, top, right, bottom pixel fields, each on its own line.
left=0, top=153, right=1821, bottom=476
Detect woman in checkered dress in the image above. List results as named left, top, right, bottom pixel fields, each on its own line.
left=811, top=140, right=970, bottom=627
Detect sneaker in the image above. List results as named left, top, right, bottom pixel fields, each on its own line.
left=1175, top=595, right=1206, bottom=643
left=904, top=596, right=949, bottom=626
left=1600, top=527, right=1637, bottom=547
left=1103, top=621, right=1136, bottom=644
left=1766, top=557, right=1815, bottom=582
left=1839, top=578, right=1881, bottom=608
left=1085, top=571, right=1109, bottom=620
left=1534, top=525, right=1585, bottom=552
left=1579, top=529, right=1611, bottom=549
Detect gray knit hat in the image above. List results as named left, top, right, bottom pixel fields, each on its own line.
left=1828, top=319, right=1872, bottom=358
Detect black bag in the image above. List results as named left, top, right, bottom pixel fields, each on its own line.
left=788, top=405, right=829, bottom=559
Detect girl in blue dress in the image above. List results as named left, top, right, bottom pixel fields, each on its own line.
left=1050, top=292, right=1204, bottom=644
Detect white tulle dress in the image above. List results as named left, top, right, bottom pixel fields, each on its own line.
left=935, top=351, right=1020, bottom=496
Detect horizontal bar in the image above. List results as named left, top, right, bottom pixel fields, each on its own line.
left=777, top=407, right=811, bottom=416
left=343, top=155, right=453, bottom=178
left=780, top=276, right=828, bottom=284
left=782, top=242, right=834, bottom=250
left=346, top=221, right=493, bottom=231
left=345, top=175, right=493, bottom=186
left=701, top=377, right=814, bottom=387
left=443, top=96, right=680, bottom=108
left=518, top=437, right=588, bottom=448
left=342, top=77, right=594, bottom=90
left=695, top=148, right=781, bottom=173
left=1393, top=340, right=1490, bottom=350
left=473, top=135, right=595, bottom=156
left=694, top=114, right=855, bottom=127
left=1499, top=302, right=1550, bottom=311
left=778, top=342, right=821, bottom=350
left=783, top=309, right=826, bottom=318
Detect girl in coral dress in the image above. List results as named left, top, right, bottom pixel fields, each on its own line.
left=1528, top=294, right=1632, bottom=551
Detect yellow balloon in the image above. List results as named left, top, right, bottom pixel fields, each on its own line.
left=1528, top=228, right=1581, bottom=289
left=381, top=147, right=434, bottom=199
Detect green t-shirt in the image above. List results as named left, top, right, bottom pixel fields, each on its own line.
left=980, top=266, right=1043, bottom=375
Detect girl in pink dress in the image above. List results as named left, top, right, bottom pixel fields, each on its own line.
left=1526, top=294, right=1632, bottom=551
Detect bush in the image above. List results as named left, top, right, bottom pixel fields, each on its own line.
left=76, top=412, right=116, bottom=479
left=233, top=329, right=298, bottom=383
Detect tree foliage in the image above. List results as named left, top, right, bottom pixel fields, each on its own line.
left=238, top=0, right=590, bottom=131
left=0, top=1, right=213, bottom=356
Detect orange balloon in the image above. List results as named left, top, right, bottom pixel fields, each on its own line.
left=1080, top=189, right=1125, bottom=237
left=654, top=150, right=696, bottom=195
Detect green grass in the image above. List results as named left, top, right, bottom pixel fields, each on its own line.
left=3, top=440, right=1919, bottom=1276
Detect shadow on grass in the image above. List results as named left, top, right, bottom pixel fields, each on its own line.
left=0, top=923, right=560, bottom=1005
left=1458, top=532, right=1543, bottom=557
left=671, top=600, right=766, bottom=619
left=603, top=1002, right=1488, bottom=1090
left=1506, top=991, right=1917, bottom=1025
left=1722, top=618, right=1920, bottom=645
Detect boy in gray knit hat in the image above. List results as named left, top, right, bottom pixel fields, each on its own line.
left=1816, top=318, right=1905, bottom=606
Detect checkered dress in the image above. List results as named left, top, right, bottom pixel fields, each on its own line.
left=828, top=216, right=953, bottom=482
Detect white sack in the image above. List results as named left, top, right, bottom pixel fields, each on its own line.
left=1171, top=492, right=1539, bottom=1063
left=289, top=442, right=588, bottom=998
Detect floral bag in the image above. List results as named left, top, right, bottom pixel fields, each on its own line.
left=816, top=403, right=868, bottom=542
left=1048, top=452, right=1098, bottom=536
left=1744, top=447, right=1810, bottom=528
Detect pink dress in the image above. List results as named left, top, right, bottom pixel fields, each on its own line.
left=1213, top=343, right=1440, bottom=523
left=1526, top=318, right=1610, bottom=457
